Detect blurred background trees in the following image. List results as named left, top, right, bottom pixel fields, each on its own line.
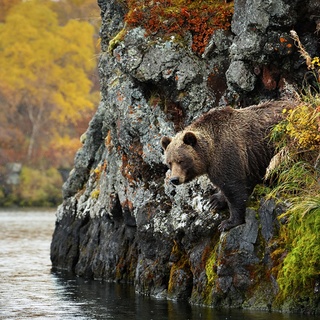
left=0, top=0, right=100, bottom=206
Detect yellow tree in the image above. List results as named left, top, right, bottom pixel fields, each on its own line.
left=0, top=0, right=97, bottom=165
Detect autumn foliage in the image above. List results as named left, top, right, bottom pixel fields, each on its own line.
left=125, top=0, right=234, bottom=54
left=0, top=0, right=100, bottom=206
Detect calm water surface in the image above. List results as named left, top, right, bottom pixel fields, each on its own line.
left=0, top=209, right=317, bottom=319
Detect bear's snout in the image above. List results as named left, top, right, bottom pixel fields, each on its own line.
left=170, top=177, right=180, bottom=186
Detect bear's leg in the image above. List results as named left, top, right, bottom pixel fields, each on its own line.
left=218, top=189, right=247, bottom=231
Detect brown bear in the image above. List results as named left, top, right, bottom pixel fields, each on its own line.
left=161, top=101, right=295, bottom=231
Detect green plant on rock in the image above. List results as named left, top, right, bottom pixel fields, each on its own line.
left=108, top=24, right=128, bottom=53
left=268, top=101, right=320, bottom=304
left=268, top=97, right=320, bottom=199
left=168, top=241, right=192, bottom=298
left=204, top=249, right=218, bottom=304
left=267, top=160, right=318, bottom=199
left=267, top=39, right=320, bottom=304
left=275, top=195, right=320, bottom=302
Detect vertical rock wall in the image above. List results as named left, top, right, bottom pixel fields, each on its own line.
left=51, top=0, right=320, bottom=313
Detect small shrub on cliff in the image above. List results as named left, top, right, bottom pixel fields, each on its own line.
left=124, top=0, right=234, bottom=54
left=269, top=82, right=320, bottom=196
left=268, top=101, right=320, bottom=306
left=268, top=104, right=320, bottom=196
left=268, top=96, right=320, bottom=302
left=268, top=34, right=320, bottom=304
left=284, top=105, right=320, bottom=150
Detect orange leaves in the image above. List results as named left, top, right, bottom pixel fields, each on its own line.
left=0, top=0, right=98, bottom=165
left=0, top=0, right=20, bottom=22
left=125, top=0, right=234, bottom=54
left=45, top=136, right=82, bottom=168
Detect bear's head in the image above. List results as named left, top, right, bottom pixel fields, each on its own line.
left=161, top=131, right=206, bottom=185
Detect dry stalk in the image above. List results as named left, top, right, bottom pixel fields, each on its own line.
left=290, top=30, right=313, bottom=70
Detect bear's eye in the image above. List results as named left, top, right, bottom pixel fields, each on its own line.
left=168, top=162, right=172, bottom=168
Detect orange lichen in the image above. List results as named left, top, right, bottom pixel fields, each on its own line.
left=119, top=139, right=147, bottom=185
left=105, top=130, right=113, bottom=151
left=117, top=92, right=124, bottom=102
left=121, top=153, right=135, bottom=184
left=121, top=198, right=134, bottom=211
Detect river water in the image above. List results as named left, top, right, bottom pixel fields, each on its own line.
left=0, top=209, right=317, bottom=320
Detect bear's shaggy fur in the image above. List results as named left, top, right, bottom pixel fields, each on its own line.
left=161, top=101, right=295, bottom=231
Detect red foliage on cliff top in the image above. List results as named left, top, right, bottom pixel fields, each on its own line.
left=125, top=0, right=234, bottom=54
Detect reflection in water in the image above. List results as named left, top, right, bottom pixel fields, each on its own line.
left=52, top=270, right=190, bottom=320
left=51, top=271, right=215, bottom=320
left=50, top=271, right=319, bottom=320
left=0, top=209, right=318, bottom=320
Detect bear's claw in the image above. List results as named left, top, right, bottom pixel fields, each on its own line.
left=208, top=191, right=227, bottom=210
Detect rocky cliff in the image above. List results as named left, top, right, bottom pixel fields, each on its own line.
left=51, top=0, right=320, bottom=313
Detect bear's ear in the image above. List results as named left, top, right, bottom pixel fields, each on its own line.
left=161, top=136, right=172, bottom=150
left=183, top=132, right=197, bottom=147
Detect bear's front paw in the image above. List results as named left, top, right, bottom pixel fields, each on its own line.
left=208, top=191, right=227, bottom=211
left=218, top=218, right=245, bottom=232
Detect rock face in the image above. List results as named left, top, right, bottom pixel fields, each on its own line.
left=51, top=0, right=320, bottom=313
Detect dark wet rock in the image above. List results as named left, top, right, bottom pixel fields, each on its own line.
left=210, top=210, right=259, bottom=307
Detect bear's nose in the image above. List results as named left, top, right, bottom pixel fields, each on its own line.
left=170, top=177, right=180, bottom=186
